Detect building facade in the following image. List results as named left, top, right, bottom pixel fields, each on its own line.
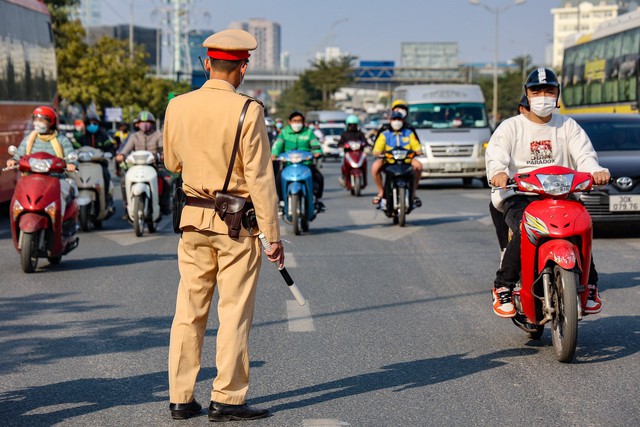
left=87, top=25, right=161, bottom=70
left=551, top=0, right=634, bottom=68
left=229, top=19, right=281, bottom=72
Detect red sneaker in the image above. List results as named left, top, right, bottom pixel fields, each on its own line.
left=584, top=284, right=602, bottom=314
left=492, top=287, right=516, bottom=318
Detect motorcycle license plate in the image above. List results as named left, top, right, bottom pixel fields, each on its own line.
left=609, top=194, right=640, bottom=212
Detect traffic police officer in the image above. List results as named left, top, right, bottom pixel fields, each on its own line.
left=163, top=29, right=283, bottom=422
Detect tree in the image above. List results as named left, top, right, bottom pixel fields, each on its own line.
left=276, top=56, right=356, bottom=117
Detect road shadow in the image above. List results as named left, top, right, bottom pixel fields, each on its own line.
left=36, top=253, right=177, bottom=272
left=0, top=293, right=175, bottom=375
left=574, top=315, right=640, bottom=363
left=252, top=348, right=536, bottom=413
left=598, top=271, right=640, bottom=291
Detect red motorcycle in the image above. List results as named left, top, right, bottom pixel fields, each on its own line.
left=341, top=140, right=367, bottom=196
left=507, top=165, right=595, bottom=362
left=6, top=149, right=79, bottom=272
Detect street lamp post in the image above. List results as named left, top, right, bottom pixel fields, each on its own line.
left=469, top=0, right=525, bottom=126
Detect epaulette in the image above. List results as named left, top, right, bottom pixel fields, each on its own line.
left=239, top=93, right=264, bottom=109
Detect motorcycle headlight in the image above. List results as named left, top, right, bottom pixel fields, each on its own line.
left=537, top=173, right=574, bottom=195
left=78, top=152, right=94, bottom=162
left=131, top=152, right=152, bottom=165
left=349, top=142, right=361, bottom=150
left=289, top=153, right=303, bottom=163
left=391, top=150, right=407, bottom=160
left=29, top=158, right=52, bottom=173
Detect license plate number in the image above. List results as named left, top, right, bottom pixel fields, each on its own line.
left=609, top=194, right=640, bottom=212
left=444, top=163, right=462, bottom=172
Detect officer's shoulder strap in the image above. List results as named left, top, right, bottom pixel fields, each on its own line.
left=238, top=93, right=264, bottom=109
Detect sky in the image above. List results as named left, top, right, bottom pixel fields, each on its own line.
left=99, top=0, right=562, bottom=69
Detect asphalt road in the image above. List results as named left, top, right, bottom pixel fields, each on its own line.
left=0, top=160, right=639, bottom=426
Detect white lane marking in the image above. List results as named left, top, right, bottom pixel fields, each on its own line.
left=477, top=215, right=493, bottom=226
left=303, top=420, right=350, bottom=427
left=287, top=300, right=315, bottom=332
left=98, top=229, right=164, bottom=246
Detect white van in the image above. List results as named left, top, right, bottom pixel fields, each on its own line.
left=393, top=85, right=491, bottom=186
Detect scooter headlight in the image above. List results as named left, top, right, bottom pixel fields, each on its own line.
left=12, top=199, right=24, bottom=220
left=78, top=151, right=94, bottom=162
left=29, top=158, right=52, bottom=173
left=349, top=142, right=361, bottom=151
left=289, top=153, right=303, bottom=163
left=391, top=150, right=407, bottom=160
left=537, top=173, right=574, bottom=195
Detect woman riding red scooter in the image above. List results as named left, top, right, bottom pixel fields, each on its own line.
left=4, top=106, right=80, bottom=272
left=338, top=115, right=368, bottom=196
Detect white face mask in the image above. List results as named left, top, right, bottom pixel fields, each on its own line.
left=529, top=96, right=557, bottom=118
left=390, top=120, right=404, bottom=131
left=34, top=122, right=49, bottom=134
left=290, top=123, right=303, bottom=133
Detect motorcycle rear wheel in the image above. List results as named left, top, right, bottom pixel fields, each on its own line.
left=398, top=187, right=407, bottom=227
left=291, top=194, right=301, bottom=236
left=20, top=232, right=38, bottom=273
left=550, top=265, right=579, bottom=363
left=133, top=195, right=145, bottom=237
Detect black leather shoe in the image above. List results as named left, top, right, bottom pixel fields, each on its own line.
left=169, top=399, right=202, bottom=420
left=208, top=401, right=269, bottom=422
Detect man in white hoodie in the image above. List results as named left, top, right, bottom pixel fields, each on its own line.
left=486, top=67, right=610, bottom=318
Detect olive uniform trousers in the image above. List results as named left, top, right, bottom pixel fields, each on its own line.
left=168, top=227, right=262, bottom=405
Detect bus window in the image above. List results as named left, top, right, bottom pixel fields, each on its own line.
left=603, top=32, right=622, bottom=103
left=619, top=28, right=640, bottom=103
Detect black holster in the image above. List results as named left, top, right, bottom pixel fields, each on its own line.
left=172, top=186, right=186, bottom=233
left=214, top=192, right=247, bottom=239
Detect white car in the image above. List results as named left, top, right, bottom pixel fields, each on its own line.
left=318, top=124, right=346, bottom=159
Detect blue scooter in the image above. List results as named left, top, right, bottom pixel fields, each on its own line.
left=278, top=150, right=317, bottom=235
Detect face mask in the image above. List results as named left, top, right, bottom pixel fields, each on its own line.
left=290, top=123, right=303, bottom=133
left=308, top=124, right=315, bottom=130
left=390, top=120, right=404, bottom=131
left=87, top=124, right=99, bottom=133
left=33, top=121, right=49, bottom=134
left=276, top=123, right=283, bottom=129
left=529, top=96, right=557, bottom=118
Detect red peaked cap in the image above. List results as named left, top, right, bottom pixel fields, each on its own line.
left=206, top=49, right=251, bottom=60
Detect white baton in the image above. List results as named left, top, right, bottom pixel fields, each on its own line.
left=258, top=233, right=306, bottom=306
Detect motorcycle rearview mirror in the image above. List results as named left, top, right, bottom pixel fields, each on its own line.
left=8, top=145, right=17, bottom=156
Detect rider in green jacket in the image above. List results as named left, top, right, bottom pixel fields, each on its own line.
left=271, top=111, right=325, bottom=212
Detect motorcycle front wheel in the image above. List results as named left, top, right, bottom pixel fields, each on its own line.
left=133, top=195, right=146, bottom=237
left=352, top=176, right=361, bottom=197
left=398, top=187, right=407, bottom=227
left=550, top=265, right=579, bottom=363
left=20, top=232, right=38, bottom=273
left=291, top=194, right=301, bottom=236
left=79, top=204, right=91, bottom=232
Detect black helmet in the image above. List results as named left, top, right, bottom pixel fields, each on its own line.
left=289, top=110, right=305, bottom=122
left=524, top=67, right=559, bottom=89
left=85, top=111, right=100, bottom=124
left=518, top=94, right=529, bottom=110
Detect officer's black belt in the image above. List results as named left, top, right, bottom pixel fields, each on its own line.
left=185, top=196, right=216, bottom=209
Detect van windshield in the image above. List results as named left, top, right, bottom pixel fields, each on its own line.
left=408, top=103, right=489, bottom=129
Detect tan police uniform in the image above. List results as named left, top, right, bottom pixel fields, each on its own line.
left=164, top=29, right=280, bottom=406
